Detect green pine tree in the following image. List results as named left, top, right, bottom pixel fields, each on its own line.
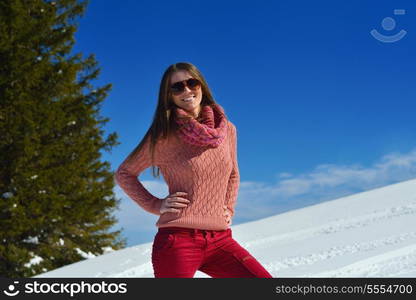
left=0, top=0, right=126, bottom=277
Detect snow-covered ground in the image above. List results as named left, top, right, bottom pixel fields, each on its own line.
left=35, top=178, right=416, bottom=278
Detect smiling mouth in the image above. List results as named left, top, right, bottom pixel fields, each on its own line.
left=182, top=95, right=196, bottom=102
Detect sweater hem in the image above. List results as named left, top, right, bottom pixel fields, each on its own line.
left=156, top=216, right=230, bottom=231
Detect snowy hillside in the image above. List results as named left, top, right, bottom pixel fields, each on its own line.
left=35, top=178, right=416, bottom=278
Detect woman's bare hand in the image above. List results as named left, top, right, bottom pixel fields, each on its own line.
left=223, top=205, right=232, bottom=226
left=160, top=192, right=190, bottom=214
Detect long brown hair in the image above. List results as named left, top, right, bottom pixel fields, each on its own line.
left=123, top=62, right=222, bottom=178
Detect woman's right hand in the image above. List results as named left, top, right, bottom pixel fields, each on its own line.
left=160, top=192, right=190, bottom=214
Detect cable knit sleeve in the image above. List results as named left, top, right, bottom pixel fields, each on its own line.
left=114, top=135, right=162, bottom=216
left=224, top=122, right=240, bottom=217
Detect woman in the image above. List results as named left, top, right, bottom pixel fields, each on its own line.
left=114, top=62, right=273, bottom=278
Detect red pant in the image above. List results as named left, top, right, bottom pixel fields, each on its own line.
left=151, top=226, right=273, bottom=278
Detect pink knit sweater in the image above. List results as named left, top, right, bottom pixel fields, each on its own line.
left=114, top=120, right=240, bottom=230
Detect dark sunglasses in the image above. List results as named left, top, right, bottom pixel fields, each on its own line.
left=170, top=78, right=201, bottom=95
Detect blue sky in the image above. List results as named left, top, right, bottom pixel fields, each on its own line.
left=72, top=0, right=416, bottom=246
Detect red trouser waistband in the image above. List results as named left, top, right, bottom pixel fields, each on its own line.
left=157, top=226, right=230, bottom=237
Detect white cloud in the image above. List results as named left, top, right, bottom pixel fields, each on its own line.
left=113, top=181, right=167, bottom=231
left=278, top=172, right=293, bottom=178
left=111, top=179, right=169, bottom=245
left=237, top=148, right=416, bottom=221
left=271, top=148, right=416, bottom=199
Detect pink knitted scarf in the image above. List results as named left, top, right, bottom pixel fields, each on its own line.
left=174, top=103, right=228, bottom=148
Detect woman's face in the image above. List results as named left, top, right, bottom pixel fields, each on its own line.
left=169, top=70, right=203, bottom=118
